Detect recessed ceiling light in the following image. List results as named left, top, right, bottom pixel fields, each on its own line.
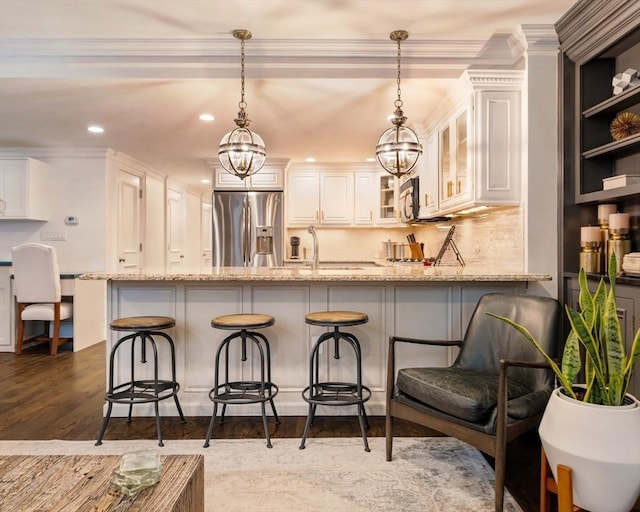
left=304, top=157, right=316, bottom=163
left=201, top=179, right=211, bottom=184
left=199, top=113, right=215, bottom=122
left=87, top=125, right=104, bottom=134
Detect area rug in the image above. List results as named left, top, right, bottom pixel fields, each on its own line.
left=0, top=437, right=523, bottom=512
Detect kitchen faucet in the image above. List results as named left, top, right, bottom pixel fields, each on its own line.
left=306, top=225, right=319, bottom=270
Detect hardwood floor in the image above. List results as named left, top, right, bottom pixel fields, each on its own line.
left=0, top=342, right=547, bottom=512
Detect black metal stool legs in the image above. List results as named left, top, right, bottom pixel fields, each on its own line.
left=300, top=327, right=371, bottom=452
left=96, top=329, right=185, bottom=447
left=204, top=328, right=280, bottom=449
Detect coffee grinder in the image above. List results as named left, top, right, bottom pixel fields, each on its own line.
left=290, top=236, right=301, bottom=259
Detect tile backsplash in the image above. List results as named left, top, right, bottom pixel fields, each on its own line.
left=286, top=205, right=524, bottom=270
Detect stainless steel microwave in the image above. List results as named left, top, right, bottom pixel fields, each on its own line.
left=398, top=177, right=420, bottom=223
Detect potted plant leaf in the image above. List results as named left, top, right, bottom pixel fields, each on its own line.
left=488, top=252, right=640, bottom=512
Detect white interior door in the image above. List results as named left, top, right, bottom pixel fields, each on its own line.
left=167, top=186, right=185, bottom=271
left=117, top=169, right=142, bottom=273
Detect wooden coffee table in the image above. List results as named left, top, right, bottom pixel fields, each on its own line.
left=0, top=454, right=204, bottom=511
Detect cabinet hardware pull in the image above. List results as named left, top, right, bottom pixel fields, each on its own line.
left=457, top=181, right=461, bottom=194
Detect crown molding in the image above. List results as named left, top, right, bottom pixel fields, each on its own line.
left=556, top=0, right=640, bottom=63
left=510, top=25, right=560, bottom=58
left=0, top=147, right=110, bottom=160
left=0, top=36, right=521, bottom=79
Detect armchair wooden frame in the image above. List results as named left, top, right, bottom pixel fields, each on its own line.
left=386, top=335, right=551, bottom=512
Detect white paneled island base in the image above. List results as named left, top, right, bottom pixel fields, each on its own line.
left=82, top=266, right=551, bottom=417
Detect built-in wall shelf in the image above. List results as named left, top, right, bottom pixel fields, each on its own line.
left=558, top=0, right=640, bottom=277
left=582, top=132, right=640, bottom=159
left=583, top=84, right=640, bottom=118
left=575, top=183, right=640, bottom=205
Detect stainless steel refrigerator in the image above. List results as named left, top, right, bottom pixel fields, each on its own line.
left=212, top=190, right=283, bottom=267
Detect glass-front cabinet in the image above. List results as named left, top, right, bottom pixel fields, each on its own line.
left=378, top=173, right=397, bottom=223
left=438, top=105, right=471, bottom=209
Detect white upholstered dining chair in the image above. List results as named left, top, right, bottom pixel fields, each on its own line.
left=12, top=243, right=73, bottom=355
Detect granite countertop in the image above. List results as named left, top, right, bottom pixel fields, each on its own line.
left=79, top=265, right=551, bottom=283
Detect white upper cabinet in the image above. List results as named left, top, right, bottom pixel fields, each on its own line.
left=286, top=163, right=398, bottom=227
left=354, top=171, right=400, bottom=226
left=0, top=158, right=50, bottom=220
left=287, top=169, right=353, bottom=225
left=420, top=70, right=523, bottom=219
left=418, top=133, right=439, bottom=218
left=213, top=159, right=288, bottom=190
left=353, top=172, right=376, bottom=225
left=320, top=172, right=353, bottom=224
left=287, top=170, right=321, bottom=224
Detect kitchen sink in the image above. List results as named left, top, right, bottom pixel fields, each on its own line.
left=273, top=265, right=366, bottom=271
left=293, top=267, right=366, bottom=274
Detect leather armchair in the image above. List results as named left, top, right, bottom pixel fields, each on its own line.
left=12, top=243, right=73, bottom=355
left=386, top=293, right=562, bottom=512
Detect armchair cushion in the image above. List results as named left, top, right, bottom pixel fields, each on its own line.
left=397, top=365, right=531, bottom=423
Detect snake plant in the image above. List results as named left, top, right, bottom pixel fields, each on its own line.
left=488, top=252, right=640, bottom=406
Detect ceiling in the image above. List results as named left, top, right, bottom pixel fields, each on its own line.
left=0, top=0, right=578, bottom=194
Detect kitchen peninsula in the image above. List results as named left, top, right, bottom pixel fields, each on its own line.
left=81, top=265, right=551, bottom=417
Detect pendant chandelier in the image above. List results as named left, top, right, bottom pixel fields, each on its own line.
left=376, top=30, right=422, bottom=178
left=218, top=29, right=266, bottom=180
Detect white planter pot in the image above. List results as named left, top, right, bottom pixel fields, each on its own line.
left=539, top=387, right=640, bottom=512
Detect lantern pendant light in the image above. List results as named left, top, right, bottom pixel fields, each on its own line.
left=376, top=30, right=422, bottom=178
left=218, top=29, right=266, bottom=180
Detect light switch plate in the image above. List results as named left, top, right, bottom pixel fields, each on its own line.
left=41, top=231, right=67, bottom=241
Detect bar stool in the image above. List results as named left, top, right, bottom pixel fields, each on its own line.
left=95, top=316, right=186, bottom=447
left=204, top=313, right=280, bottom=448
left=300, top=310, right=371, bottom=452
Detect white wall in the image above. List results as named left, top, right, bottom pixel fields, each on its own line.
left=0, top=149, right=108, bottom=272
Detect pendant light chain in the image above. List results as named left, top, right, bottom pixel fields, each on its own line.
left=395, top=36, right=403, bottom=110
left=239, top=36, right=247, bottom=111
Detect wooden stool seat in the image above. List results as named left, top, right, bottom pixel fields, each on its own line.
left=110, top=316, right=176, bottom=331
left=305, top=310, right=368, bottom=327
left=211, top=313, right=275, bottom=330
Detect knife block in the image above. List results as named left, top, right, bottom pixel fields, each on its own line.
left=409, top=243, right=424, bottom=260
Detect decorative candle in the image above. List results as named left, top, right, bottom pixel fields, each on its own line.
left=597, top=204, right=617, bottom=224
left=581, top=226, right=602, bottom=243
left=609, top=213, right=630, bottom=230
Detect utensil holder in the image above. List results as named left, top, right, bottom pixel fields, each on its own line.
left=409, top=243, right=424, bottom=260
